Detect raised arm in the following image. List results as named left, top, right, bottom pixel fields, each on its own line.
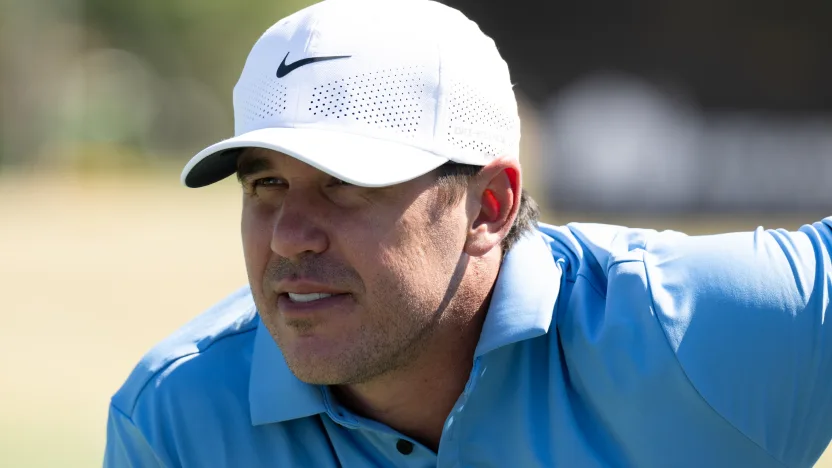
left=644, top=217, right=832, bottom=467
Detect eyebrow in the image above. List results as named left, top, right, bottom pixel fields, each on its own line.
left=236, top=153, right=274, bottom=183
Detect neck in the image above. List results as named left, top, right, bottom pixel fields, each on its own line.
left=330, top=259, right=496, bottom=452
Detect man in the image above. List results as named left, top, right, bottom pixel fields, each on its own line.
left=104, top=0, right=832, bottom=466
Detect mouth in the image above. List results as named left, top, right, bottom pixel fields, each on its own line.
left=286, top=292, right=335, bottom=303
left=277, top=292, right=354, bottom=316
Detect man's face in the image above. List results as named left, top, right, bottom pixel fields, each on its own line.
left=239, top=148, right=470, bottom=385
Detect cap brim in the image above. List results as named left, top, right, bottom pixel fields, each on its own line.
left=181, top=127, right=450, bottom=188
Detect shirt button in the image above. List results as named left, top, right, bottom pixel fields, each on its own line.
left=396, top=439, right=414, bottom=455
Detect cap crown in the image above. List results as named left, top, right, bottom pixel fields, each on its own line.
left=233, top=0, right=521, bottom=165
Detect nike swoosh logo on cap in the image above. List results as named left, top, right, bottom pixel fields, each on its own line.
left=276, top=52, right=351, bottom=78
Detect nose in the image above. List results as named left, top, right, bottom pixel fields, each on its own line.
left=270, top=190, right=329, bottom=259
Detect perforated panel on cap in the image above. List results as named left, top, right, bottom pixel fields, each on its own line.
left=447, top=82, right=517, bottom=156
left=446, top=80, right=518, bottom=158
left=237, top=76, right=289, bottom=129
left=305, top=66, right=429, bottom=137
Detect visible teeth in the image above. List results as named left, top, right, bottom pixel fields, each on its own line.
left=287, top=292, right=333, bottom=303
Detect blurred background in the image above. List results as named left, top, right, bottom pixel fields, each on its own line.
left=1, top=0, right=830, bottom=466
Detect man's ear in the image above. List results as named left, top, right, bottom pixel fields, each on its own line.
left=464, top=158, right=521, bottom=257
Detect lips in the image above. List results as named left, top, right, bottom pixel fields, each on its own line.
left=287, top=292, right=333, bottom=303
left=277, top=292, right=353, bottom=316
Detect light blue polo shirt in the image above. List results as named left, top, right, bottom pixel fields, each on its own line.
left=105, top=219, right=832, bottom=467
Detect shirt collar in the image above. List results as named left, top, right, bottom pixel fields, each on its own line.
left=249, top=319, right=326, bottom=425
left=249, top=228, right=562, bottom=425
left=474, top=228, right=562, bottom=357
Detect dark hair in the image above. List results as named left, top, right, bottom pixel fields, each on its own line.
left=434, top=162, right=540, bottom=253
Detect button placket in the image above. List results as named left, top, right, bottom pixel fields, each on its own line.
left=320, top=386, right=361, bottom=429
left=396, top=439, right=415, bottom=455
left=437, top=358, right=483, bottom=467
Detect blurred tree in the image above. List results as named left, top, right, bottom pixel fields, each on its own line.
left=77, top=0, right=315, bottom=161
left=0, top=0, right=315, bottom=170
left=83, top=0, right=314, bottom=99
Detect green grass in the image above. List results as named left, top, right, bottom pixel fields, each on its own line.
left=0, top=419, right=102, bottom=467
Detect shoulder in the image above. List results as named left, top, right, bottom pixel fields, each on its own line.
left=110, top=286, right=260, bottom=419
left=538, top=220, right=810, bottom=320
left=536, top=222, right=678, bottom=288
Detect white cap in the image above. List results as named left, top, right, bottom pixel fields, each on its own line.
left=181, top=0, right=521, bottom=188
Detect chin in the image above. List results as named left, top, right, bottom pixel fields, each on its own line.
left=284, top=358, right=352, bottom=385
left=279, top=337, right=355, bottom=385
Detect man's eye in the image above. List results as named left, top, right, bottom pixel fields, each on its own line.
left=330, top=178, right=353, bottom=187
left=252, top=177, right=282, bottom=188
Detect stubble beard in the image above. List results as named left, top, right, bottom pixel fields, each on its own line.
left=258, top=286, right=445, bottom=387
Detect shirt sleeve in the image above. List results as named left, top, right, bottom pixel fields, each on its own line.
left=643, top=217, right=832, bottom=467
left=104, top=404, right=165, bottom=468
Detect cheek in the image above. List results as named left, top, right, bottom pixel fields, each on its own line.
left=322, top=211, right=416, bottom=295
left=396, top=199, right=466, bottom=260
left=363, top=204, right=465, bottom=300
left=241, top=205, right=273, bottom=287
